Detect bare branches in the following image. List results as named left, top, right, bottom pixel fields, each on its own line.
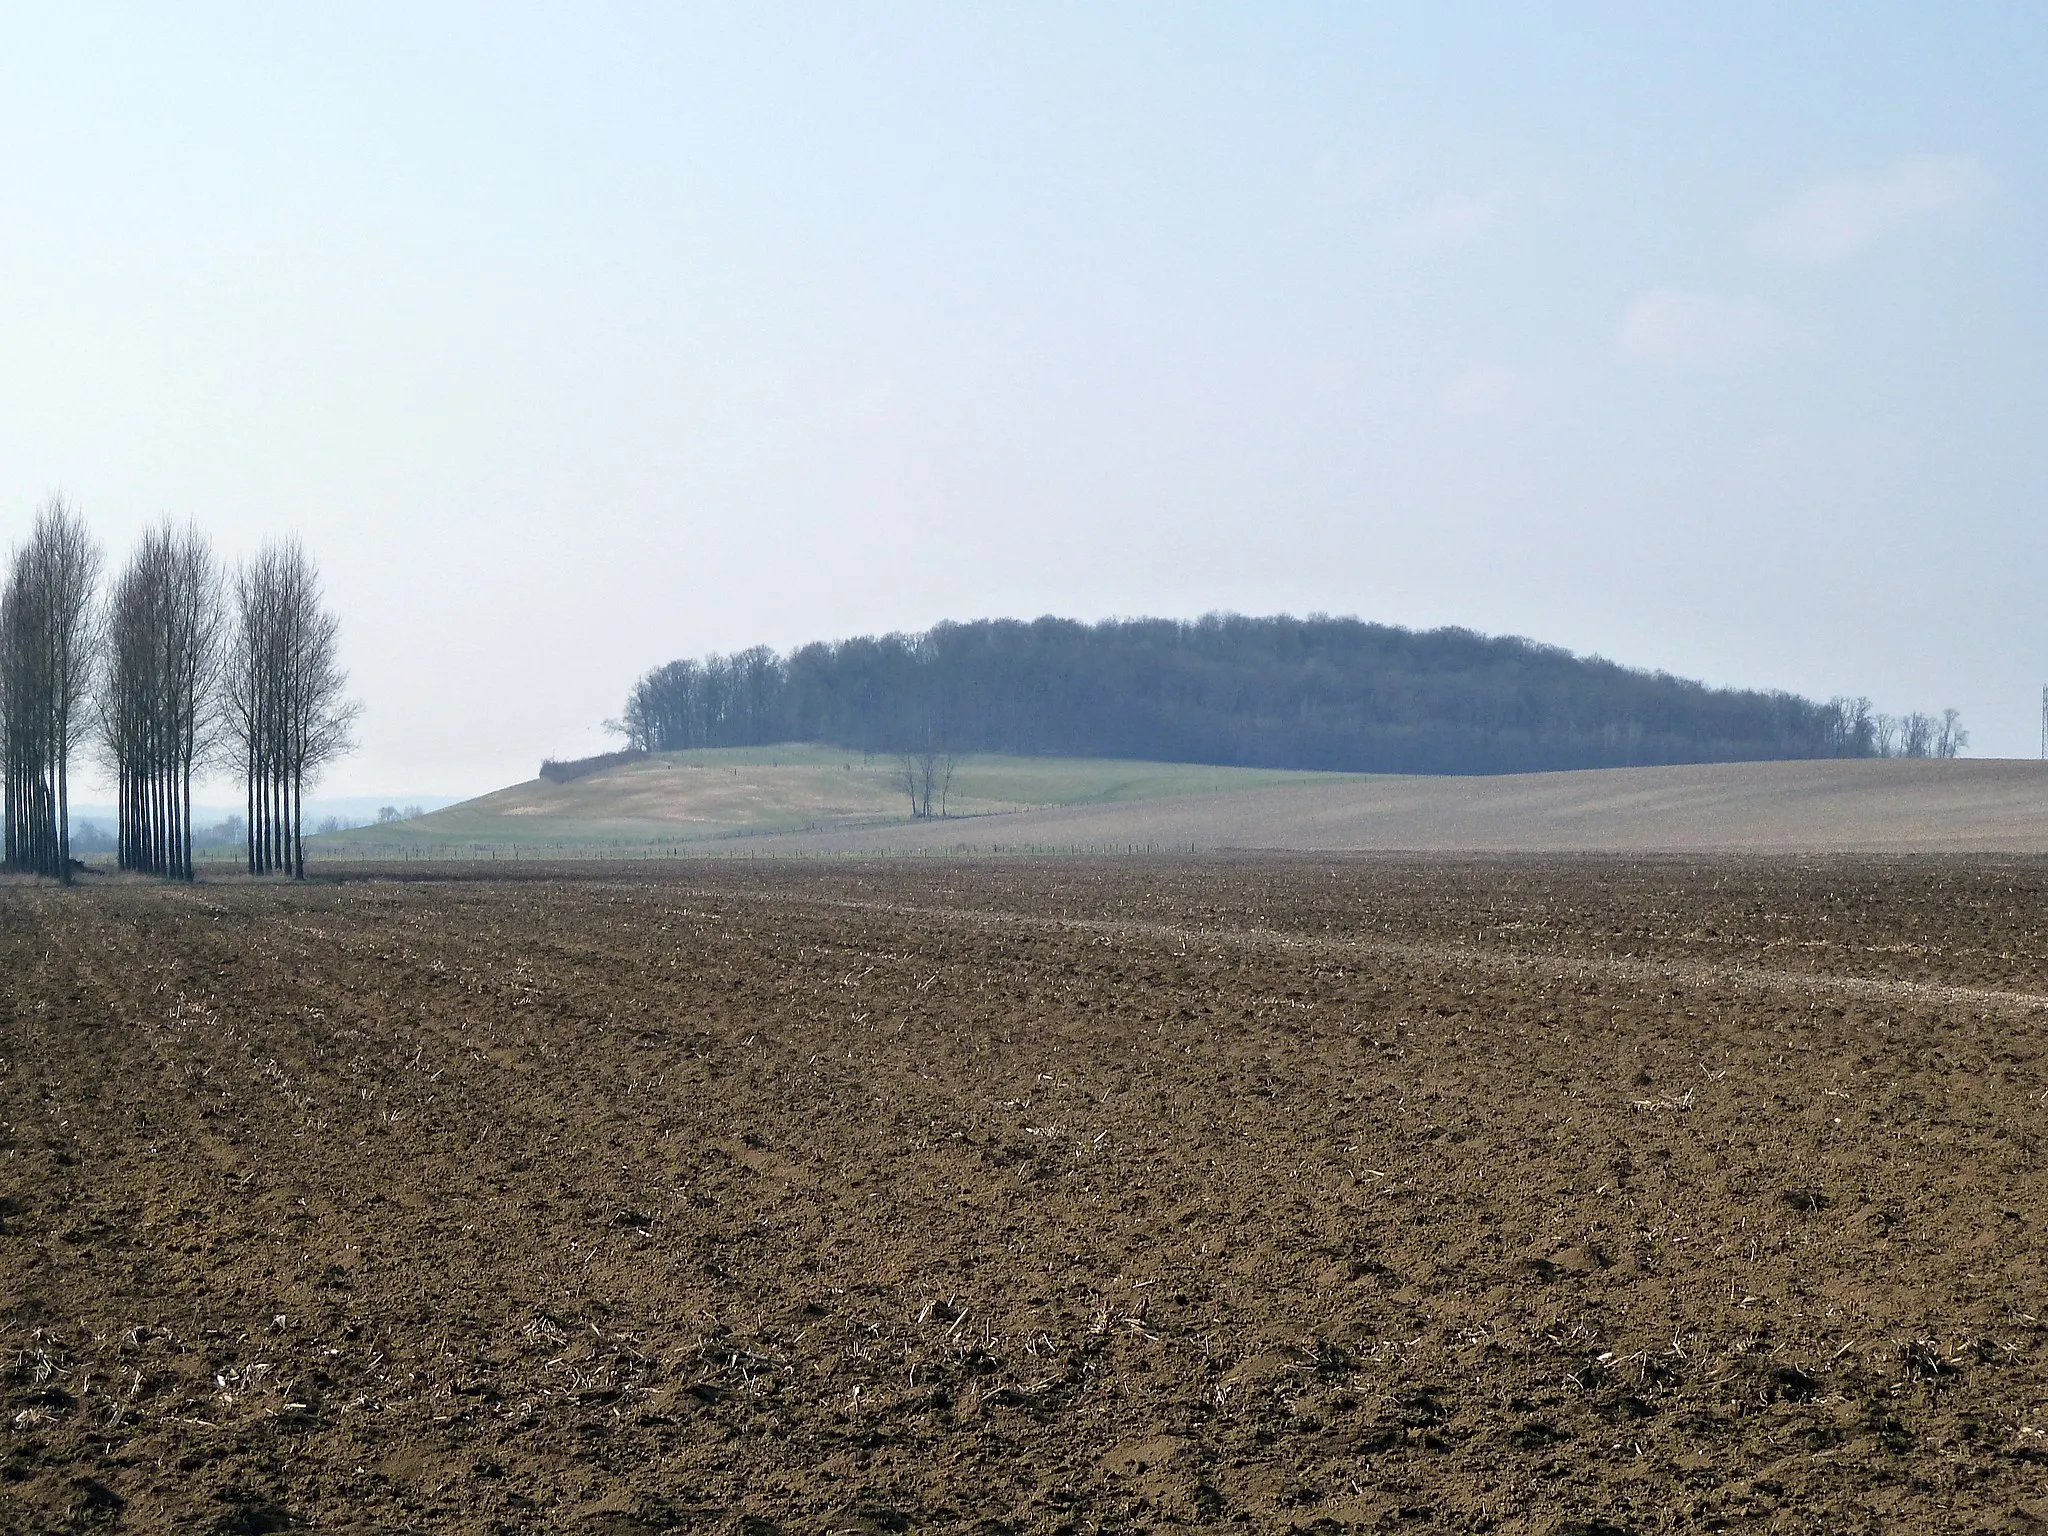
left=99, top=522, right=223, bottom=879
left=225, top=542, right=357, bottom=879
left=1, top=509, right=353, bottom=883
left=1936, top=708, right=1969, bottom=760
left=2, top=499, right=102, bottom=880
left=615, top=646, right=786, bottom=752
left=1868, top=709, right=1970, bottom=760
left=898, top=746, right=956, bottom=819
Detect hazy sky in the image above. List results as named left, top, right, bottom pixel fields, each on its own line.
left=3, top=4, right=2044, bottom=797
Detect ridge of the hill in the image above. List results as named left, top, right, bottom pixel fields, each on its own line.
left=616, top=613, right=1946, bottom=774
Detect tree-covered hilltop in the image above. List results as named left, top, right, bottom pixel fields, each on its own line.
left=613, top=614, right=1962, bottom=775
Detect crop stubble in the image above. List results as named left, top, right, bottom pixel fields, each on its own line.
left=2, top=855, right=2046, bottom=1533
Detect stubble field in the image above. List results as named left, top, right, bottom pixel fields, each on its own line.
left=4, top=856, right=2047, bottom=1533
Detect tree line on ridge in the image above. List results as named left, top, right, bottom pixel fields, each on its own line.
left=612, top=614, right=1967, bottom=782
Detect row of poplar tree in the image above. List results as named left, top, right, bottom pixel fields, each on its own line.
left=0, top=498, right=356, bottom=884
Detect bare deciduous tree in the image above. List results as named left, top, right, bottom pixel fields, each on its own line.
left=226, top=542, right=358, bottom=879
left=1, top=500, right=101, bottom=881
left=1935, top=707, right=1969, bottom=759
left=1900, top=712, right=1935, bottom=759
left=897, top=745, right=956, bottom=818
left=98, top=522, right=223, bottom=880
left=1827, top=696, right=1875, bottom=757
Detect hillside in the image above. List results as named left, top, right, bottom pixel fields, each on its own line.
left=319, top=746, right=1354, bottom=853
left=694, top=756, right=2048, bottom=856
left=321, top=751, right=2048, bottom=857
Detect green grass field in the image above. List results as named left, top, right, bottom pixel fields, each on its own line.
left=313, top=745, right=1359, bottom=856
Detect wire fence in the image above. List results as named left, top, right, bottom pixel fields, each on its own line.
left=277, top=839, right=1213, bottom=864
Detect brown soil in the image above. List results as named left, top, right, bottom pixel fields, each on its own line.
left=5, top=856, right=2048, bottom=1533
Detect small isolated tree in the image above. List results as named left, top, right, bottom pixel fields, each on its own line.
left=1, top=499, right=101, bottom=880
left=892, top=636, right=956, bottom=818
left=897, top=745, right=957, bottom=818
left=898, top=748, right=928, bottom=817
left=226, top=541, right=358, bottom=879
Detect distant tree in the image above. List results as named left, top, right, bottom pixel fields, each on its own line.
left=196, top=813, right=246, bottom=849
left=897, top=746, right=955, bottom=818
left=1935, top=708, right=1968, bottom=759
left=1900, top=712, right=1935, bottom=759
left=376, top=805, right=402, bottom=824
left=615, top=646, right=794, bottom=752
left=1, top=500, right=101, bottom=880
left=226, top=549, right=277, bottom=871
left=98, top=521, right=223, bottom=880
left=735, top=645, right=781, bottom=743
left=67, top=818, right=117, bottom=856
left=619, top=615, right=1976, bottom=779
left=226, top=542, right=357, bottom=878
left=1828, top=696, right=1875, bottom=757
left=897, top=751, right=924, bottom=817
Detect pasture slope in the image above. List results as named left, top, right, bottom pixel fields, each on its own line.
left=319, top=747, right=1358, bottom=855
left=329, top=752, right=2048, bottom=856
left=751, top=756, right=2048, bottom=856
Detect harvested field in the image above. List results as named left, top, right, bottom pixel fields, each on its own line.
left=5, top=855, right=2048, bottom=1533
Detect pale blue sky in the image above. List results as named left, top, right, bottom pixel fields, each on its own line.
left=2, top=5, right=2043, bottom=794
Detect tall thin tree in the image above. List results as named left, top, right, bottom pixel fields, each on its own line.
left=98, top=523, right=223, bottom=879
left=227, top=542, right=355, bottom=878
left=1, top=500, right=101, bottom=881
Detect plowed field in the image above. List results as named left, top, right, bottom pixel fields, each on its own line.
left=5, top=856, right=2048, bottom=1533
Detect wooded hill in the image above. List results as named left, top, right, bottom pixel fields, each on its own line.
left=616, top=614, right=1958, bottom=775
